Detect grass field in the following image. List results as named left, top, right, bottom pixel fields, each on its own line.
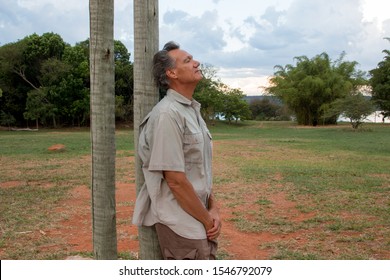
left=0, top=121, right=389, bottom=259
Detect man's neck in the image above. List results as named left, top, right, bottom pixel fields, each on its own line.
left=169, top=84, right=196, bottom=100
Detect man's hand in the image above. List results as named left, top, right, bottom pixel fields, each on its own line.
left=206, top=196, right=221, bottom=240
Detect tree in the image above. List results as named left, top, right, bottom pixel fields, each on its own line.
left=0, top=110, right=16, bottom=130
left=133, top=0, right=162, bottom=260
left=249, top=98, right=281, bottom=121
left=17, top=32, right=68, bottom=90
left=194, top=64, right=252, bottom=124
left=326, top=93, right=375, bottom=129
left=0, top=34, right=133, bottom=127
left=89, top=0, right=117, bottom=259
left=194, top=64, right=224, bottom=122
left=220, top=85, right=251, bottom=124
left=370, top=38, right=390, bottom=121
left=114, top=40, right=134, bottom=122
left=0, top=33, right=76, bottom=127
left=266, top=52, right=367, bottom=126
left=0, top=39, right=35, bottom=125
left=23, top=88, right=56, bottom=129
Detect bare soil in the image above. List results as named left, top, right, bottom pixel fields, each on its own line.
left=2, top=142, right=389, bottom=260
left=30, top=173, right=323, bottom=259
left=45, top=182, right=140, bottom=257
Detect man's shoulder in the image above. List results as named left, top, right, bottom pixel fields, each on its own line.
left=151, top=95, right=187, bottom=118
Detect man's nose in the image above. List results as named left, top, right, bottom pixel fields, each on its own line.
left=194, top=60, right=200, bottom=67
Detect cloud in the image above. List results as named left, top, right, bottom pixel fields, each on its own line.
left=163, top=10, right=188, bottom=24
left=0, top=0, right=89, bottom=45
left=198, top=0, right=388, bottom=76
left=241, top=0, right=365, bottom=57
left=383, top=19, right=390, bottom=36
left=114, top=2, right=134, bottom=55
left=157, top=0, right=389, bottom=83
left=1, top=0, right=389, bottom=95
left=160, top=9, right=226, bottom=55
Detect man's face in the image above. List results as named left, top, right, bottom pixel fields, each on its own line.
left=167, top=49, right=203, bottom=85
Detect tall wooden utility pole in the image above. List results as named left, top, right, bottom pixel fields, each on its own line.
left=133, top=0, right=162, bottom=259
left=89, top=0, right=117, bottom=259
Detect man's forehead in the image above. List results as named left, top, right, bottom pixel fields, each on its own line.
left=169, top=49, right=192, bottom=61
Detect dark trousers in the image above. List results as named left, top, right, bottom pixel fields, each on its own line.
left=155, top=223, right=218, bottom=260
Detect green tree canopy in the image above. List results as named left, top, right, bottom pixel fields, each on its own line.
left=220, top=85, right=252, bottom=123
left=194, top=64, right=224, bottom=122
left=194, top=64, right=251, bottom=124
left=23, top=88, right=56, bottom=129
left=325, top=93, right=375, bottom=129
left=266, top=52, right=367, bottom=126
left=369, top=38, right=390, bottom=121
left=114, top=40, right=134, bottom=122
left=249, top=97, right=291, bottom=121
left=0, top=33, right=133, bottom=127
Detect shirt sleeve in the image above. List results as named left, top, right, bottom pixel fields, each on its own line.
left=148, top=112, right=185, bottom=172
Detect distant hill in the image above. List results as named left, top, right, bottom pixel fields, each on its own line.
left=243, top=95, right=283, bottom=105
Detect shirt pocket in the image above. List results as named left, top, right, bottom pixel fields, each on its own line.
left=183, top=132, right=204, bottom=164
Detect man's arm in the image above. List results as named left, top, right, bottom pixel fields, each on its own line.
left=163, top=170, right=214, bottom=231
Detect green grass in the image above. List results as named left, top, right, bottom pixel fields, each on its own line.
left=0, top=128, right=134, bottom=158
left=210, top=121, right=390, bottom=259
left=0, top=184, right=70, bottom=259
left=0, top=121, right=389, bottom=259
left=0, top=128, right=134, bottom=259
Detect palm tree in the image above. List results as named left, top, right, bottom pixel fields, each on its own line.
left=89, top=0, right=117, bottom=259
left=133, top=0, right=162, bottom=259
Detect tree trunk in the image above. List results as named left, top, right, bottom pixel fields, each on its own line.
left=89, top=0, right=117, bottom=259
left=133, top=0, right=162, bottom=260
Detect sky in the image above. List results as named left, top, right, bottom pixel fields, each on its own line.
left=1, top=0, right=389, bottom=95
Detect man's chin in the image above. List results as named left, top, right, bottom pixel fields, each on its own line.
left=196, top=72, right=203, bottom=80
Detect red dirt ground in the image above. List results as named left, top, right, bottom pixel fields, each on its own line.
left=42, top=181, right=317, bottom=260
left=45, top=183, right=140, bottom=258
left=3, top=176, right=388, bottom=260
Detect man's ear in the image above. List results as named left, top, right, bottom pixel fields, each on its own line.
left=166, top=69, right=177, bottom=79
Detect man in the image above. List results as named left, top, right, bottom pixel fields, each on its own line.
left=132, top=41, right=221, bottom=260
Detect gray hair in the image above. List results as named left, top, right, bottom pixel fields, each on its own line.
left=152, top=41, right=180, bottom=90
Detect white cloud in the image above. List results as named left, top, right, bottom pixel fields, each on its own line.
left=362, top=0, right=390, bottom=24
left=218, top=67, right=270, bottom=95
left=0, top=0, right=89, bottom=45
left=16, top=0, right=86, bottom=12
left=1, top=0, right=389, bottom=95
left=160, top=9, right=226, bottom=54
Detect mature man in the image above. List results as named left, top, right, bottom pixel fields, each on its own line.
left=132, top=41, right=221, bottom=260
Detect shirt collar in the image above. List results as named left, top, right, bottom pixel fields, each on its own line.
left=167, top=89, right=198, bottom=107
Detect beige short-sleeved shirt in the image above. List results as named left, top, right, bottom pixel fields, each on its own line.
left=132, top=89, right=213, bottom=239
